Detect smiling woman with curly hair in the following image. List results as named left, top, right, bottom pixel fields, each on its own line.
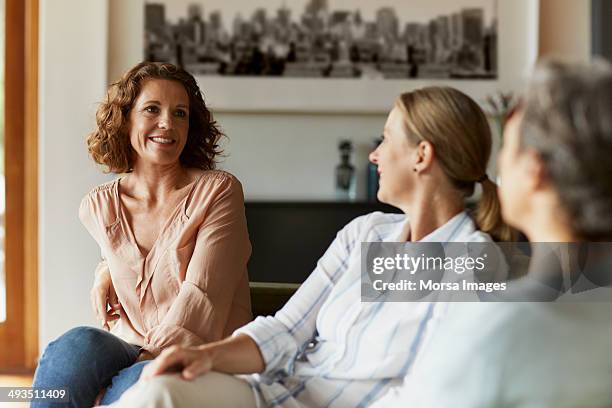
left=88, top=62, right=223, bottom=173
left=31, top=62, right=253, bottom=407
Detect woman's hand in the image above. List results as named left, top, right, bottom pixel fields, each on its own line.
left=140, top=345, right=214, bottom=381
left=140, top=335, right=265, bottom=382
left=90, top=262, right=121, bottom=330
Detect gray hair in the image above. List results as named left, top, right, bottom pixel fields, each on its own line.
left=521, top=59, right=612, bottom=240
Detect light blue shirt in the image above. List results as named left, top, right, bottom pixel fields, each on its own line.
left=373, top=301, right=612, bottom=407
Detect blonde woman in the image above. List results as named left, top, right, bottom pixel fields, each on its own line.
left=108, top=87, right=512, bottom=408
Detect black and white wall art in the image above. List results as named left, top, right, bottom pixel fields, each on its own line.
left=145, top=0, right=498, bottom=80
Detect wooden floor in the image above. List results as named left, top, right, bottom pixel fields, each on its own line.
left=0, top=374, right=33, bottom=407
left=0, top=373, right=33, bottom=387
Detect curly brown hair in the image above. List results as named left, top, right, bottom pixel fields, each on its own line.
left=87, top=61, right=224, bottom=173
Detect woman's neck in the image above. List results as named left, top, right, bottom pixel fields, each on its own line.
left=524, top=214, right=578, bottom=243
left=400, top=187, right=465, bottom=242
left=523, top=195, right=578, bottom=242
left=125, top=162, right=191, bottom=202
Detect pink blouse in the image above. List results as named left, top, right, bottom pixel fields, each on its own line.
left=79, top=170, right=252, bottom=356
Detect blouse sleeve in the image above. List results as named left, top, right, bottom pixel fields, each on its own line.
left=78, top=193, right=101, bottom=246
left=233, top=213, right=364, bottom=379
left=79, top=191, right=115, bottom=264
left=142, top=176, right=252, bottom=356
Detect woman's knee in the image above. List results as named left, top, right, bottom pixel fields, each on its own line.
left=120, top=376, right=185, bottom=407
left=120, top=375, right=207, bottom=406
left=53, top=326, right=130, bottom=355
left=114, top=374, right=256, bottom=408
left=40, top=326, right=107, bottom=361
left=59, top=325, right=109, bottom=345
left=36, top=326, right=135, bottom=382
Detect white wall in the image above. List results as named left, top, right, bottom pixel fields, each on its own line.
left=216, top=112, right=385, bottom=200
left=39, top=0, right=111, bottom=349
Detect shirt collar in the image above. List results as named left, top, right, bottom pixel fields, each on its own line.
left=392, top=211, right=473, bottom=242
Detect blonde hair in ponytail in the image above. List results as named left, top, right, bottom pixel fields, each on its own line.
left=477, top=177, right=515, bottom=242
left=396, top=87, right=515, bottom=241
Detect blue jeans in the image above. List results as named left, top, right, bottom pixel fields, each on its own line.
left=32, top=326, right=150, bottom=407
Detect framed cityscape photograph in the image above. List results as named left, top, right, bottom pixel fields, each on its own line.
left=138, top=0, right=539, bottom=112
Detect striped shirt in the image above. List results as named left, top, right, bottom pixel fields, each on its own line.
left=235, top=211, right=494, bottom=407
